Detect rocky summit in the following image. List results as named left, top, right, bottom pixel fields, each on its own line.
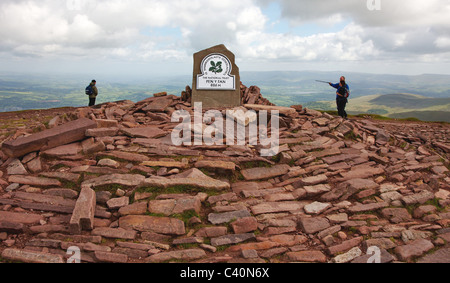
left=0, top=84, right=449, bottom=264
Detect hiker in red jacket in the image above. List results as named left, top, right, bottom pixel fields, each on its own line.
left=329, top=76, right=350, bottom=119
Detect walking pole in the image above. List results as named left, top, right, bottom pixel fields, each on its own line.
left=315, top=80, right=331, bottom=84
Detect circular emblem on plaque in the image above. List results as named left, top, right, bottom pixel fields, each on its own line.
left=197, top=53, right=236, bottom=90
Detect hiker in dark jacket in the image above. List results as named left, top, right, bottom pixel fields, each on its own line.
left=329, top=76, right=350, bottom=119
left=87, top=80, right=98, bottom=107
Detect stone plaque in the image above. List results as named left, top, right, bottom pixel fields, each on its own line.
left=192, top=44, right=241, bottom=108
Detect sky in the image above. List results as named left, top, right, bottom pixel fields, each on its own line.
left=1, top=0, right=450, bottom=79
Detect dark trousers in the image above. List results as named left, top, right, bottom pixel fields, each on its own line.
left=89, top=97, right=96, bottom=107
left=336, top=97, right=348, bottom=118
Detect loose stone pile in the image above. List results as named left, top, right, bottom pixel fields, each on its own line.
left=181, top=82, right=275, bottom=106
left=0, top=91, right=449, bottom=263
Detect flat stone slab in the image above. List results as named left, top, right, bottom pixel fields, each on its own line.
left=322, top=154, right=360, bottom=164
left=98, top=151, right=150, bottom=162
left=294, top=174, right=328, bottom=186
left=208, top=210, right=252, bottom=224
left=146, top=249, right=206, bottom=263
left=340, top=167, right=385, bottom=180
left=381, top=208, right=412, bottom=223
left=85, top=127, right=119, bottom=137
left=304, top=184, right=331, bottom=196
left=118, top=201, right=148, bottom=216
left=143, top=176, right=230, bottom=190
left=39, top=172, right=80, bottom=183
left=142, top=97, right=173, bottom=112
left=92, top=227, right=137, bottom=240
left=2, top=118, right=96, bottom=158
left=401, top=190, right=435, bottom=205
left=332, top=247, right=363, bottom=263
left=251, top=201, right=306, bottom=215
left=394, top=239, right=434, bottom=262
left=41, top=142, right=82, bottom=157
left=195, top=160, right=236, bottom=171
left=347, top=202, right=389, bottom=213
left=107, top=196, right=130, bottom=210
left=298, top=217, right=330, bottom=234
left=304, top=202, right=332, bottom=215
left=327, top=237, right=363, bottom=256
left=121, top=127, right=167, bottom=139
left=417, top=248, right=450, bottom=263
left=8, top=175, right=61, bottom=187
left=149, top=198, right=201, bottom=216
left=141, top=160, right=188, bottom=169
left=82, top=174, right=145, bottom=188
left=95, top=119, right=119, bottom=128
left=241, top=164, right=290, bottom=181
left=7, top=159, right=27, bottom=175
left=94, top=251, right=128, bottom=263
left=286, top=250, right=327, bottom=263
left=2, top=249, right=64, bottom=263
left=345, top=178, right=379, bottom=190
left=13, top=191, right=76, bottom=207
left=0, top=221, right=25, bottom=233
left=211, top=233, right=255, bottom=246
left=244, top=104, right=297, bottom=116
left=119, top=215, right=185, bottom=235
left=0, top=211, right=43, bottom=225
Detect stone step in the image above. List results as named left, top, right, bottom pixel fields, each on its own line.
left=2, top=118, right=96, bottom=158
left=1, top=249, right=65, bottom=263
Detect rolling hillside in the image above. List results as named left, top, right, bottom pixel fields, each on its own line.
left=1, top=71, right=449, bottom=122
left=306, top=93, right=450, bottom=122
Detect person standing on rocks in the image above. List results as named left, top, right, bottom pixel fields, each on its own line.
left=329, top=76, right=350, bottom=119
left=86, top=80, right=98, bottom=107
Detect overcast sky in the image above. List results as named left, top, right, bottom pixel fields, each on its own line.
left=1, top=0, right=450, bottom=79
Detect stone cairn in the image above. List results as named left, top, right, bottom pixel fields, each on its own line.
left=182, top=82, right=275, bottom=106
left=0, top=88, right=449, bottom=263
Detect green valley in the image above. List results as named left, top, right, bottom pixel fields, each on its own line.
left=1, top=71, right=449, bottom=123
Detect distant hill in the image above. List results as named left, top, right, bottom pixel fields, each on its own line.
left=307, top=93, right=450, bottom=122
left=1, top=71, right=450, bottom=120
left=389, top=111, right=450, bottom=123
left=370, top=93, right=450, bottom=109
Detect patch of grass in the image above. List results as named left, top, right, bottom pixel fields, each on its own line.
left=60, top=180, right=79, bottom=190
left=424, top=198, right=447, bottom=212
left=172, top=210, right=201, bottom=226
left=145, top=212, right=167, bottom=218
left=271, top=153, right=281, bottom=163
left=288, top=159, right=296, bottom=167
left=215, top=245, right=230, bottom=252
left=405, top=204, right=419, bottom=216
left=399, top=117, right=421, bottom=122
left=344, top=131, right=360, bottom=141
left=323, top=110, right=338, bottom=116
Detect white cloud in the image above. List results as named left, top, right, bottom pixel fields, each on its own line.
left=0, top=0, right=449, bottom=76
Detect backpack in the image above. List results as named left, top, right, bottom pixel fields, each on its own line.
left=85, top=85, right=94, bottom=96
left=338, top=84, right=349, bottom=97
